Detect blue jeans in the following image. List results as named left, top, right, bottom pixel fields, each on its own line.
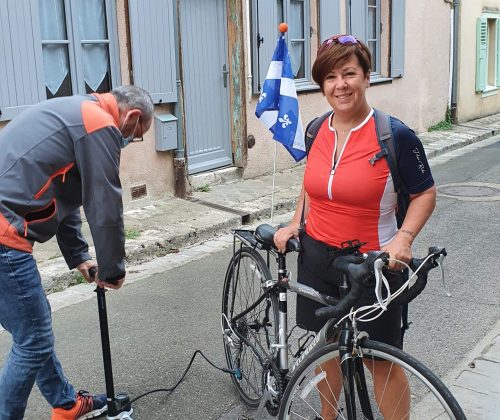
left=0, top=244, right=76, bottom=419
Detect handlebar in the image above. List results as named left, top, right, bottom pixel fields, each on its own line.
left=315, top=247, right=447, bottom=321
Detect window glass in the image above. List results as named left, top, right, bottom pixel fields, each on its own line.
left=38, top=0, right=72, bottom=98
left=367, top=0, right=380, bottom=74
left=78, top=0, right=111, bottom=93
left=290, top=0, right=305, bottom=79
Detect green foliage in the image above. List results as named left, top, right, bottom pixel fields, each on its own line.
left=197, top=185, right=211, bottom=192
left=73, top=272, right=85, bottom=285
left=428, top=108, right=452, bottom=132
left=125, top=228, right=140, bottom=240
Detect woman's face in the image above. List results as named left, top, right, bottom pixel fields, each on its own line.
left=322, top=55, right=370, bottom=117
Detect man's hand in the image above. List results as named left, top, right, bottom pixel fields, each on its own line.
left=76, top=260, right=98, bottom=283
left=95, top=277, right=125, bottom=290
left=76, top=261, right=125, bottom=290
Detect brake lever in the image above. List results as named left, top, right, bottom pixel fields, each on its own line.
left=435, top=253, right=451, bottom=297
left=373, top=258, right=390, bottom=310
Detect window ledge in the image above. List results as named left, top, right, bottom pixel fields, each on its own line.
left=481, top=86, right=498, bottom=98
left=370, top=76, right=394, bottom=85
left=296, top=83, right=321, bottom=93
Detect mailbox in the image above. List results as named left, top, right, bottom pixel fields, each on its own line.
left=154, top=114, right=178, bottom=151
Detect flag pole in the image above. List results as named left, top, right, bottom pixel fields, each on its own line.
left=270, top=22, right=289, bottom=225
left=271, top=141, right=277, bottom=223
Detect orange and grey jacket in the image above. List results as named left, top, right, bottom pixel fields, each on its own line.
left=0, top=93, right=126, bottom=282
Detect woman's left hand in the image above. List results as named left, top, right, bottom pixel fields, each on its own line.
left=381, top=235, right=412, bottom=272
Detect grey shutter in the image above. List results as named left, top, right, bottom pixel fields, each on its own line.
left=252, top=0, right=280, bottom=93
left=319, top=0, right=340, bottom=42
left=129, top=0, right=177, bottom=103
left=0, top=0, right=45, bottom=121
left=349, top=0, right=367, bottom=42
left=390, top=0, right=405, bottom=77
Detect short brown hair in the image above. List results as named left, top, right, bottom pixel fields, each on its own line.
left=312, top=36, right=372, bottom=92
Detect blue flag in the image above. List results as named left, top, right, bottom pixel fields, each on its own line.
left=255, top=35, right=306, bottom=162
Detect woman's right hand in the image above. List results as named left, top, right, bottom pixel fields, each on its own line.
left=274, top=222, right=300, bottom=253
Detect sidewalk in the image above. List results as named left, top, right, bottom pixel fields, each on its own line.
left=34, top=112, right=500, bottom=293
left=30, top=113, right=500, bottom=418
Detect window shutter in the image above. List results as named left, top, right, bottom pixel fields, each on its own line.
left=319, top=0, right=340, bottom=42
left=129, top=0, right=177, bottom=103
left=0, top=0, right=45, bottom=121
left=390, top=0, right=405, bottom=77
left=476, top=17, right=488, bottom=92
left=349, top=0, right=367, bottom=42
left=252, top=0, right=280, bottom=94
left=496, top=18, right=500, bottom=87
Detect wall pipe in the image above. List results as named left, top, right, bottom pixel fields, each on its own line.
left=450, top=0, right=460, bottom=122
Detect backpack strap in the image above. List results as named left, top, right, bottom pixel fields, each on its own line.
left=305, top=111, right=333, bottom=156
left=372, top=109, right=403, bottom=194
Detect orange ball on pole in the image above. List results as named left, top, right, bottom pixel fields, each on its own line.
left=279, top=22, right=288, bottom=33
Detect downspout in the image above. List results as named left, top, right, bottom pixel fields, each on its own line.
left=245, top=0, right=253, bottom=101
left=173, top=0, right=188, bottom=197
left=450, top=0, right=460, bottom=123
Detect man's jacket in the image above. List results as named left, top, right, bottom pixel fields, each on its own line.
left=0, top=93, right=125, bottom=282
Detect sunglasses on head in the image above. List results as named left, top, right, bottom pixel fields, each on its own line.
left=318, top=34, right=358, bottom=55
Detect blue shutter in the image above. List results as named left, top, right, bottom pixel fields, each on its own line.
left=129, top=0, right=177, bottom=103
left=476, top=17, right=487, bottom=92
left=496, top=18, right=500, bottom=87
left=252, top=0, right=280, bottom=93
left=0, top=0, right=45, bottom=121
left=390, top=0, right=405, bottom=77
left=349, top=0, right=367, bottom=42
left=319, top=0, right=340, bottom=42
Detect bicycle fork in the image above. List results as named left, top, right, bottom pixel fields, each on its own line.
left=337, top=274, right=375, bottom=420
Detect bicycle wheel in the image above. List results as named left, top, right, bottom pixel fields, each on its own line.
left=279, top=340, right=465, bottom=420
left=222, top=246, right=279, bottom=408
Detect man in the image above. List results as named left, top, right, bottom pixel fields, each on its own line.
left=0, top=85, right=154, bottom=419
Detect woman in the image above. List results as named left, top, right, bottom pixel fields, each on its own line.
left=274, top=35, right=436, bottom=419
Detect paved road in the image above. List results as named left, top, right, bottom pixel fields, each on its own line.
left=0, top=139, right=499, bottom=419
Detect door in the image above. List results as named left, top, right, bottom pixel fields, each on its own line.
left=180, top=0, right=232, bottom=174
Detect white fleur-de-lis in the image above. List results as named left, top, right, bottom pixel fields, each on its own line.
left=259, top=92, right=267, bottom=103
left=279, top=114, right=292, bottom=128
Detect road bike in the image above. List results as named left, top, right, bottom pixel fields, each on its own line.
left=221, top=224, right=466, bottom=419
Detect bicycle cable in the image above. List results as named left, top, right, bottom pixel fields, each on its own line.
left=128, top=349, right=241, bottom=406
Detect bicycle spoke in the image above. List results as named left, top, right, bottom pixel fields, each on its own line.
left=280, top=342, right=465, bottom=419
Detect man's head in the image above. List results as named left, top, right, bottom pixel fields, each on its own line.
left=111, top=85, right=154, bottom=144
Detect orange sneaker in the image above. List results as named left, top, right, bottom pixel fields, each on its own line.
left=52, top=390, right=107, bottom=420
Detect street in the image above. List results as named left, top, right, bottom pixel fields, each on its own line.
left=1, top=138, right=499, bottom=419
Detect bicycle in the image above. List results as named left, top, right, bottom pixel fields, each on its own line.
left=221, top=223, right=466, bottom=419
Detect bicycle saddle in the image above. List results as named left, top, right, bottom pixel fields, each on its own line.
left=255, top=224, right=301, bottom=253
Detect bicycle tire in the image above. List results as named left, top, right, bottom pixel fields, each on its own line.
left=222, top=246, right=279, bottom=408
left=279, top=340, right=466, bottom=419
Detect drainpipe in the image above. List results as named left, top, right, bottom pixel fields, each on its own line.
left=245, top=0, right=253, bottom=101
left=450, top=0, right=460, bottom=123
left=173, top=0, right=188, bottom=197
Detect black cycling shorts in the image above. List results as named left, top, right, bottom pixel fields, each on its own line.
left=296, top=232, right=404, bottom=349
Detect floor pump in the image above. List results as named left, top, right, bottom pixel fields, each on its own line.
left=89, top=267, right=134, bottom=420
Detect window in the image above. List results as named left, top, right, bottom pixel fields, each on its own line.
left=367, top=0, right=381, bottom=75
left=251, top=0, right=311, bottom=93
left=476, top=15, right=500, bottom=93
left=281, top=0, right=310, bottom=82
left=349, top=0, right=405, bottom=80
left=38, top=0, right=120, bottom=99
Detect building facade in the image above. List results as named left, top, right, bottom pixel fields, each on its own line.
left=456, top=0, right=500, bottom=122
left=0, top=0, right=458, bottom=207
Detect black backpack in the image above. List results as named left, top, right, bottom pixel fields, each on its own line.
left=305, top=109, right=409, bottom=228
left=305, top=109, right=411, bottom=341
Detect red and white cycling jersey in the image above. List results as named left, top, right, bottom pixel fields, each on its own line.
left=304, top=110, right=434, bottom=252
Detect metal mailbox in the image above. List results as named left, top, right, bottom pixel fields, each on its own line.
left=154, top=114, right=178, bottom=151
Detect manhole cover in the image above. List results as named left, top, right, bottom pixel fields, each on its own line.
left=437, top=182, right=500, bottom=201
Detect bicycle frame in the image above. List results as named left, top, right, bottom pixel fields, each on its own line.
left=228, top=229, right=377, bottom=418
